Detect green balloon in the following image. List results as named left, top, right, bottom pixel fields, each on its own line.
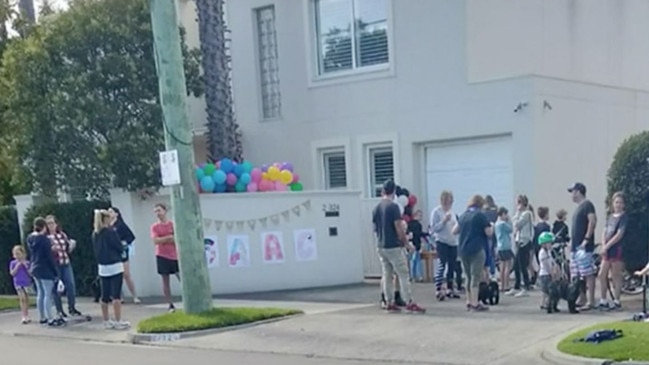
left=241, top=160, right=253, bottom=173
left=290, top=182, right=303, bottom=191
left=203, top=163, right=216, bottom=176
left=235, top=181, right=246, bottom=192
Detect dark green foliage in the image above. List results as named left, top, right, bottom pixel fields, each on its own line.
left=607, top=131, right=649, bottom=271
left=0, top=206, right=21, bottom=294
left=22, top=201, right=110, bottom=296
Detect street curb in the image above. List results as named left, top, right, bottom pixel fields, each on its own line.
left=128, top=313, right=302, bottom=344
left=541, top=337, right=649, bottom=365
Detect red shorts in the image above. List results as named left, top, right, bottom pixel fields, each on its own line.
left=604, top=245, right=623, bottom=262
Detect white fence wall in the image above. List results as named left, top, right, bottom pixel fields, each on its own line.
left=360, top=198, right=381, bottom=278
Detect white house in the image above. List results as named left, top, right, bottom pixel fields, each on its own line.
left=179, top=0, right=649, bottom=229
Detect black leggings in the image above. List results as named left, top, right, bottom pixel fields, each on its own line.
left=100, top=273, right=124, bottom=303
left=514, top=243, right=531, bottom=290
left=435, top=242, right=458, bottom=291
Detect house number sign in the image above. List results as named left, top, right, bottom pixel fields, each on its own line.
left=322, top=203, right=340, bottom=217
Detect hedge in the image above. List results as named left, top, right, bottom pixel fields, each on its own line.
left=0, top=206, right=21, bottom=294
left=22, top=200, right=111, bottom=296
left=607, top=131, right=649, bottom=272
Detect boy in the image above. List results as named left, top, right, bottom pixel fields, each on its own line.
left=538, top=232, right=556, bottom=310
left=495, top=207, right=514, bottom=293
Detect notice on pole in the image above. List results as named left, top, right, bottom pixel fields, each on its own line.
left=159, top=150, right=181, bottom=186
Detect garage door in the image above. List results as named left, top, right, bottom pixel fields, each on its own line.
left=425, top=137, right=514, bottom=218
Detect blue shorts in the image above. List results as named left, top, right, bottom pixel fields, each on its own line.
left=570, top=251, right=595, bottom=278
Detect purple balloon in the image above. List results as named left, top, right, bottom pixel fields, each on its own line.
left=261, top=164, right=269, bottom=172
left=281, top=162, right=294, bottom=172
left=226, top=173, right=238, bottom=186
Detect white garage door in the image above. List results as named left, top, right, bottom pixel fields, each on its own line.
left=425, top=137, right=514, bottom=218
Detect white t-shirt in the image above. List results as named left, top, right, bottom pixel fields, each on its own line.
left=98, top=263, right=124, bottom=277
left=538, top=247, right=553, bottom=276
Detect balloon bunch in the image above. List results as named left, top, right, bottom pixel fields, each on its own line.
left=394, top=185, right=418, bottom=222
left=195, top=159, right=304, bottom=194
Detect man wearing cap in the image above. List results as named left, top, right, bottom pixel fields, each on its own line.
left=568, top=182, right=597, bottom=310
left=372, top=180, right=426, bottom=313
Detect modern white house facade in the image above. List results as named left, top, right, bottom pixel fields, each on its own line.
left=179, top=0, right=649, bottom=227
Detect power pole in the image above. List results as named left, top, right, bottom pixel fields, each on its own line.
left=149, top=0, right=212, bottom=314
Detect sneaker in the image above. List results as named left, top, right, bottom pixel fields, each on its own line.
left=504, top=289, right=517, bottom=296
left=103, top=320, right=115, bottom=329
left=470, top=304, right=490, bottom=312
left=58, top=311, right=68, bottom=318
left=597, top=301, right=610, bottom=311
left=48, top=318, right=65, bottom=327
left=514, top=289, right=528, bottom=298
left=21, top=318, right=30, bottom=325
left=612, top=300, right=622, bottom=310
left=384, top=303, right=401, bottom=313
left=113, top=321, right=131, bottom=330
left=168, top=304, right=176, bottom=313
left=69, top=308, right=82, bottom=316
left=446, top=291, right=461, bottom=299
left=133, top=297, right=142, bottom=305
left=39, top=319, right=48, bottom=325
left=405, top=302, right=426, bottom=314
left=436, top=291, right=446, bottom=301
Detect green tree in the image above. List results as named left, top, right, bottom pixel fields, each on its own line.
left=195, top=0, right=243, bottom=162
left=607, top=131, right=649, bottom=271
left=0, top=0, right=202, bottom=199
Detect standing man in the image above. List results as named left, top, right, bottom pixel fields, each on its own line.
left=373, top=180, right=425, bottom=313
left=568, top=182, right=597, bottom=310
left=150, top=203, right=180, bottom=313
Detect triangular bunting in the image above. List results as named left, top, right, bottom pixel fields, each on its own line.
left=292, top=206, right=301, bottom=216
left=281, top=210, right=290, bottom=220
left=225, top=221, right=234, bottom=230
left=203, top=218, right=212, bottom=231
left=259, top=217, right=268, bottom=227
left=214, top=221, right=223, bottom=231
left=270, top=214, right=280, bottom=225
left=247, top=219, right=256, bottom=230
left=236, top=221, right=244, bottom=230
left=302, top=200, right=311, bottom=210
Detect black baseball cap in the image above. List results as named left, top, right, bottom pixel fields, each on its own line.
left=383, top=179, right=396, bottom=195
left=568, top=182, right=587, bottom=195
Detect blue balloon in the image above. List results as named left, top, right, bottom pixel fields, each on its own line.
left=195, top=167, right=205, bottom=180
left=241, top=161, right=253, bottom=173
left=212, top=170, right=227, bottom=185
left=214, top=183, right=227, bottom=193
left=233, top=164, right=245, bottom=177
left=220, top=158, right=234, bottom=173
left=200, top=176, right=215, bottom=192
left=240, top=172, right=251, bottom=185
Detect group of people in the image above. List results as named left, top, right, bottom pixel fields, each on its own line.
left=8, top=202, right=181, bottom=329
left=373, top=179, right=636, bottom=314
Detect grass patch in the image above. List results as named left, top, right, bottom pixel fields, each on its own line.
left=0, top=296, right=34, bottom=311
left=137, top=307, right=302, bottom=334
left=558, top=321, right=649, bottom=362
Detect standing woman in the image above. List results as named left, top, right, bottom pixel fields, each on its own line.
left=45, top=215, right=82, bottom=318
left=598, top=192, right=627, bottom=310
left=430, top=191, right=459, bottom=300
left=509, top=195, right=534, bottom=297
left=483, top=195, right=499, bottom=278
left=109, top=207, right=141, bottom=304
left=453, top=195, right=493, bottom=312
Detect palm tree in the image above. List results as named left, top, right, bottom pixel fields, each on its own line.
left=195, top=0, right=243, bottom=162
left=18, top=0, right=35, bottom=22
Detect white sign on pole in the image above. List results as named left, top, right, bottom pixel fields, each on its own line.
left=159, top=150, right=181, bottom=186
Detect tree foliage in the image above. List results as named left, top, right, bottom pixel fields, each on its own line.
left=0, top=0, right=203, bottom=200
left=0, top=205, right=20, bottom=294
left=607, top=131, right=649, bottom=271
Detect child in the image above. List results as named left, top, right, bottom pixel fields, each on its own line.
left=495, top=207, right=514, bottom=292
left=537, top=232, right=556, bottom=310
left=407, top=210, right=425, bottom=282
left=9, top=245, right=32, bottom=324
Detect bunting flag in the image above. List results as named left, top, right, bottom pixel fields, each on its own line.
left=203, top=199, right=312, bottom=232
left=203, top=218, right=213, bottom=231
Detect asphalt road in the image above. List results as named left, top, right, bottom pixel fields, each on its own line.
left=0, top=335, right=395, bottom=365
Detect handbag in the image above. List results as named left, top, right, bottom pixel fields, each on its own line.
left=56, top=280, right=65, bottom=294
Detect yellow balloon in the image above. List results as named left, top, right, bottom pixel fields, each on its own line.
left=279, top=170, right=293, bottom=185
left=267, top=166, right=280, bottom=181
left=262, top=172, right=269, bottom=181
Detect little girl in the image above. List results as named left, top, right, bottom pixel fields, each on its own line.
left=9, top=245, right=32, bottom=324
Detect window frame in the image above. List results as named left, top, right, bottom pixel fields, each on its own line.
left=321, top=149, right=348, bottom=190
left=254, top=4, right=282, bottom=121
left=306, top=0, right=395, bottom=86
left=367, top=145, right=394, bottom=198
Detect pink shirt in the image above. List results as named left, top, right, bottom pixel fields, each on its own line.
left=150, top=220, right=178, bottom=260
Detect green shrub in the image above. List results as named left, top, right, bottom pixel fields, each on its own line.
left=0, top=206, right=21, bottom=294
left=607, top=131, right=649, bottom=271
left=22, top=200, right=110, bottom=296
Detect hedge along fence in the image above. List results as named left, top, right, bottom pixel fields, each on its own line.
left=607, top=131, right=649, bottom=272
left=0, top=206, right=21, bottom=294
left=22, top=200, right=111, bottom=296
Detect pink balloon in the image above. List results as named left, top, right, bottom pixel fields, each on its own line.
left=226, top=173, right=237, bottom=186
left=259, top=180, right=270, bottom=192
left=275, top=181, right=287, bottom=191
left=291, top=173, right=300, bottom=184
left=246, top=182, right=258, bottom=192
left=250, top=168, right=262, bottom=183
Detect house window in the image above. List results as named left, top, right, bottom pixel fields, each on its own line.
left=322, top=150, right=347, bottom=189
left=256, top=5, right=281, bottom=119
left=368, top=146, right=394, bottom=197
left=314, top=0, right=389, bottom=76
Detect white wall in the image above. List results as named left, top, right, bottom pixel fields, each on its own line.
left=467, top=0, right=649, bottom=90
left=111, top=189, right=365, bottom=297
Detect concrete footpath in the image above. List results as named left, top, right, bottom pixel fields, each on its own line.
left=0, top=282, right=640, bottom=365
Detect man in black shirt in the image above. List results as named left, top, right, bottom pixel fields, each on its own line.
left=372, top=180, right=425, bottom=313
left=568, top=182, right=597, bottom=310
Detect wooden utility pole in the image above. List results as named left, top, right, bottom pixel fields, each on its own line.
left=149, top=0, right=212, bottom=314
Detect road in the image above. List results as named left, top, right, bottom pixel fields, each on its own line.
left=0, top=335, right=398, bottom=365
